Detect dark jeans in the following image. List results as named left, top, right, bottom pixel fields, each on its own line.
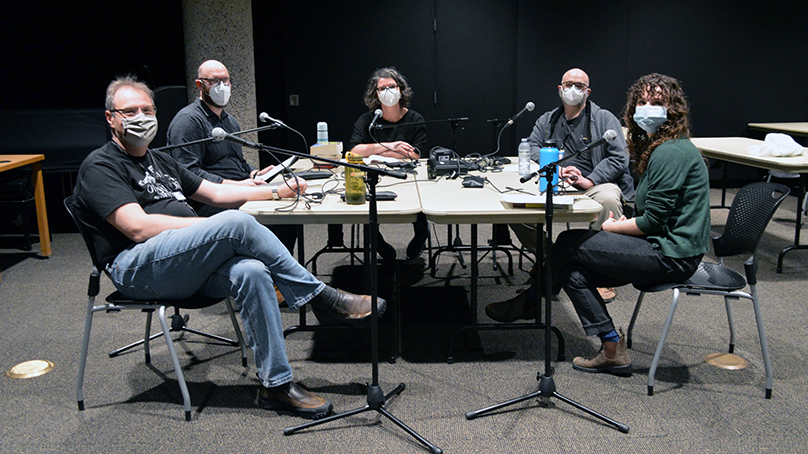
left=553, top=229, right=701, bottom=337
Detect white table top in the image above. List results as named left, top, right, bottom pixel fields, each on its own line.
left=418, top=169, right=601, bottom=225
left=691, top=137, right=808, bottom=173
left=241, top=158, right=601, bottom=225
left=240, top=167, right=422, bottom=225
left=748, top=122, right=808, bottom=137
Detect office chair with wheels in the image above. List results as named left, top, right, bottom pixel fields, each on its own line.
left=626, top=182, right=789, bottom=398
left=65, top=196, right=248, bottom=421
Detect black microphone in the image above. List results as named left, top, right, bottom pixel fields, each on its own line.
left=369, top=109, right=383, bottom=131
left=519, top=129, right=618, bottom=183
left=211, top=127, right=260, bottom=148
left=258, top=112, right=285, bottom=127
left=507, top=102, right=535, bottom=126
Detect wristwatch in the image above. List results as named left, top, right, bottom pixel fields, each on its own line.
left=271, top=186, right=280, bottom=200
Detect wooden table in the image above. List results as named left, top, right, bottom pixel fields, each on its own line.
left=691, top=137, right=808, bottom=272
left=749, top=122, right=808, bottom=138
left=0, top=154, right=51, bottom=283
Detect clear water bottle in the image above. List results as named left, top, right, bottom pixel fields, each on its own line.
left=317, top=122, right=328, bottom=143
left=518, top=138, right=531, bottom=177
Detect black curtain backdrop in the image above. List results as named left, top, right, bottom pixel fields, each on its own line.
left=4, top=0, right=807, bottom=165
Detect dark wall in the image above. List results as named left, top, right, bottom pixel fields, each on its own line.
left=4, top=2, right=186, bottom=110
left=5, top=1, right=807, bottom=156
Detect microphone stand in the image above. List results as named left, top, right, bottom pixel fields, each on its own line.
left=152, top=123, right=281, bottom=152
left=465, top=154, right=629, bottom=433
left=234, top=138, right=442, bottom=453
left=373, top=117, right=469, bottom=130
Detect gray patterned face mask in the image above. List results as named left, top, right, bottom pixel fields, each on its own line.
left=120, top=112, right=158, bottom=147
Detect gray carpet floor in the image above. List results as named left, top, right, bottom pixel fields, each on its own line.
left=1, top=187, right=807, bottom=453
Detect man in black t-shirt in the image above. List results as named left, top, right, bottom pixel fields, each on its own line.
left=74, top=76, right=387, bottom=420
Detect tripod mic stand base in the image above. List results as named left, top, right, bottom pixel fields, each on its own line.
left=284, top=383, right=443, bottom=454
left=465, top=374, right=629, bottom=433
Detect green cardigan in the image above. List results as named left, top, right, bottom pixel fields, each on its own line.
left=634, top=138, right=711, bottom=258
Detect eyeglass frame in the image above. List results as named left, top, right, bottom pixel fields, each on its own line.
left=560, top=81, right=589, bottom=91
left=198, top=77, right=232, bottom=86
left=108, top=106, right=157, bottom=118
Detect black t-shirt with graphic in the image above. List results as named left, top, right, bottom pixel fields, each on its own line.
left=74, top=141, right=203, bottom=267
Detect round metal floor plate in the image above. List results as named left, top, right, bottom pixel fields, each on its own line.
left=6, top=360, right=55, bottom=379
left=704, top=352, right=748, bottom=370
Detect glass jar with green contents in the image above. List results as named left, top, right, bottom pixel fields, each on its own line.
left=344, top=152, right=366, bottom=205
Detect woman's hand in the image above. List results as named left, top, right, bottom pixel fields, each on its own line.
left=383, top=141, right=419, bottom=159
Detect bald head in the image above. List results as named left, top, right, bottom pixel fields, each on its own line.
left=198, top=60, right=229, bottom=79
left=561, top=68, right=589, bottom=87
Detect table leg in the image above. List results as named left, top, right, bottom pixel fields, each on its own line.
left=32, top=162, right=51, bottom=257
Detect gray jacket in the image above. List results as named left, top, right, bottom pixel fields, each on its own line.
left=527, top=101, right=634, bottom=200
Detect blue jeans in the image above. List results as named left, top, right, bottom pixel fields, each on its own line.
left=107, top=210, right=324, bottom=388
left=553, top=229, right=701, bottom=337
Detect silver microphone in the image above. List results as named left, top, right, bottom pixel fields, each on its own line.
left=259, top=112, right=285, bottom=126
left=369, top=109, right=383, bottom=131
left=507, top=102, right=535, bottom=126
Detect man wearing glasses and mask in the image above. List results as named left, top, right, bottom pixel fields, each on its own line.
left=166, top=60, right=298, bottom=253
left=488, top=68, right=633, bottom=322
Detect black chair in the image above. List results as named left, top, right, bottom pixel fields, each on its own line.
left=64, top=196, right=248, bottom=421
left=626, top=182, right=789, bottom=398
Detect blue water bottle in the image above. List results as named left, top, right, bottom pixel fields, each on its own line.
left=538, top=139, right=560, bottom=193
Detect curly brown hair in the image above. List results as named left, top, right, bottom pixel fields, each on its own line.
left=362, top=67, right=414, bottom=110
left=623, top=73, right=691, bottom=175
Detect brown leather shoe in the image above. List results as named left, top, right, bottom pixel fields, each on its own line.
left=310, top=287, right=387, bottom=324
left=597, top=287, right=617, bottom=303
left=258, top=382, right=332, bottom=419
left=572, top=329, right=632, bottom=375
left=484, top=290, right=537, bottom=323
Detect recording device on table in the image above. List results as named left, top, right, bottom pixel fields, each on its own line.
left=340, top=191, right=398, bottom=201
left=427, top=146, right=479, bottom=179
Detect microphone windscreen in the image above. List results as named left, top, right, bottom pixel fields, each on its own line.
left=259, top=112, right=270, bottom=123
left=211, top=127, right=226, bottom=140
left=374, top=109, right=383, bottom=117
left=603, top=129, right=618, bottom=142
left=526, top=102, right=535, bottom=112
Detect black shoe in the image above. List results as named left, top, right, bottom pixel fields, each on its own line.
left=484, top=290, right=537, bottom=323
left=310, top=286, right=387, bottom=324
left=406, top=215, right=429, bottom=259
left=258, top=382, right=332, bottom=419
left=377, top=234, right=397, bottom=262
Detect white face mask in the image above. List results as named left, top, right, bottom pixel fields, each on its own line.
left=378, top=87, right=401, bottom=107
left=119, top=112, right=158, bottom=147
left=633, top=105, right=668, bottom=133
left=208, top=81, right=231, bottom=107
left=559, top=86, right=587, bottom=106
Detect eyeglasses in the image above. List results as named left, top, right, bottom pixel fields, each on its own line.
left=199, top=77, right=231, bottom=86
left=109, top=106, right=156, bottom=118
left=376, top=84, right=398, bottom=93
left=561, top=81, right=589, bottom=91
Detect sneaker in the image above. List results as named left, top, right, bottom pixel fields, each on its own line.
left=572, top=328, right=632, bottom=375
left=310, top=286, right=387, bottom=324
left=258, top=382, right=332, bottom=419
left=597, top=287, right=617, bottom=303
left=484, top=290, right=537, bottom=323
